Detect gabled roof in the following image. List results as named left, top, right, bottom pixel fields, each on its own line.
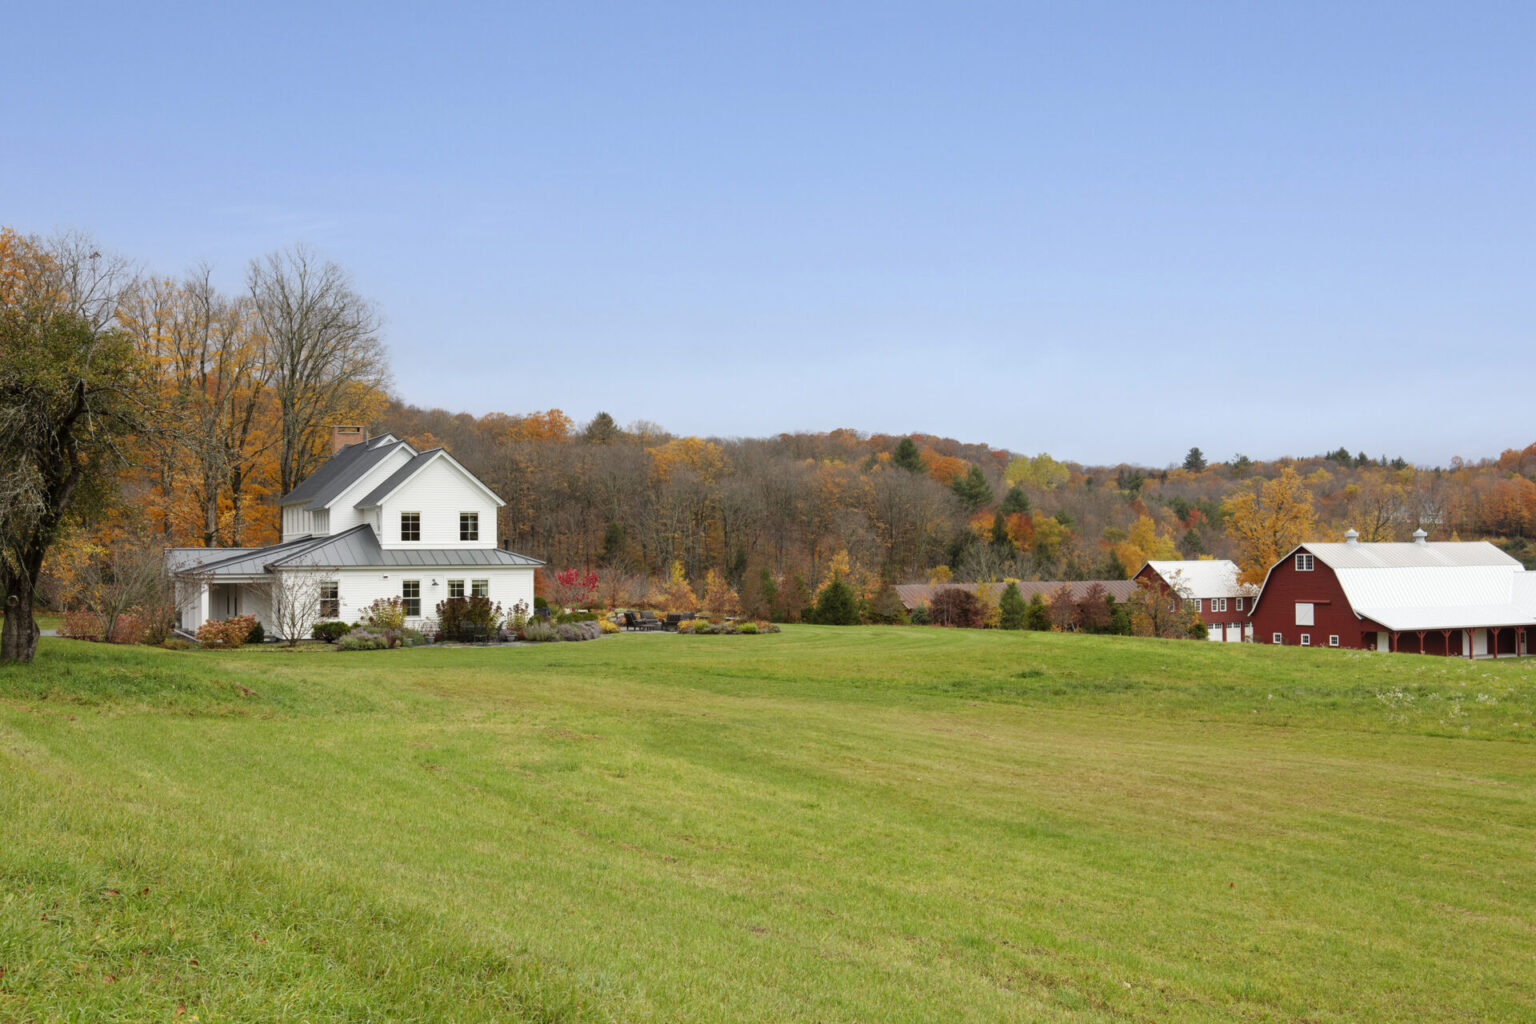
left=1140, top=560, right=1256, bottom=599
left=352, top=448, right=506, bottom=509
left=1251, top=540, right=1533, bottom=631
left=278, top=434, right=408, bottom=509
left=172, top=524, right=545, bottom=576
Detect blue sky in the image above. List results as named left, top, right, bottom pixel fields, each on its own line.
left=8, top=1, right=1533, bottom=466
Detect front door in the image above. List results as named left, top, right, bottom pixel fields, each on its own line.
left=212, top=584, right=240, bottom=618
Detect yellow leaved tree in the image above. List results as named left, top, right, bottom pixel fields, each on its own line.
left=1222, top=468, right=1319, bottom=585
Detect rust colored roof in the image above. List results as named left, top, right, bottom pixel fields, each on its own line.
left=895, top=580, right=1137, bottom=610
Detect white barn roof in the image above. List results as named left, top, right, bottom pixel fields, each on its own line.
left=1256, top=539, right=1534, bottom=632
left=1141, top=560, right=1257, bottom=599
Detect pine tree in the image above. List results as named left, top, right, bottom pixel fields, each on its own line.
left=950, top=465, right=994, bottom=511
left=1025, top=593, right=1052, bottom=631
left=1000, top=486, right=1031, bottom=515
left=998, top=582, right=1027, bottom=630
left=1183, top=447, right=1207, bottom=472
left=892, top=437, right=925, bottom=473
left=810, top=579, right=860, bottom=625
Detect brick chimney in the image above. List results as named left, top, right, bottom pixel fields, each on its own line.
left=331, top=424, right=366, bottom=455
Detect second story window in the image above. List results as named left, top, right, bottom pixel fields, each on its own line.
left=401, top=512, right=420, bottom=542
left=460, top=512, right=479, bottom=541
left=1212, top=597, right=1227, bottom=613
left=1296, top=552, right=1314, bottom=571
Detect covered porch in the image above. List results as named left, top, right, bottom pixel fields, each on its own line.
left=1363, top=624, right=1531, bottom=659
left=175, top=576, right=274, bottom=637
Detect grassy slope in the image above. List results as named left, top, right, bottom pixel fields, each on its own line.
left=2, top=629, right=1534, bottom=1022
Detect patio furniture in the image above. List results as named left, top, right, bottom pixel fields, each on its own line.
left=636, top=610, right=663, bottom=631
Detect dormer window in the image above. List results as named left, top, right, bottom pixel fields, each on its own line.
left=401, top=512, right=421, bottom=542
left=460, top=512, right=479, bottom=542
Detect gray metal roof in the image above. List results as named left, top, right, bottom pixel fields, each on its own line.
left=173, top=525, right=544, bottom=576
left=166, top=547, right=266, bottom=573
left=352, top=449, right=441, bottom=508
left=172, top=534, right=331, bottom=576
left=278, top=434, right=408, bottom=508
left=270, top=525, right=543, bottom=569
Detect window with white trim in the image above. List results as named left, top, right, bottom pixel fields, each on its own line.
left=1300, top=633, right=1311, bottom=646
left=1295, top=602, right=1314, bottom=626
left=1328, top=635, right=1340, bottom=647
left=1235, top=597, right=1244, bottom=611
left=471, top=579, right=488, bottom=598
left=1192, top=598, right=1203, bottom=612
left=402, top=580, right=420, bottom=617
left=319, top=581, right=339, bottom=620
left=448, top=580, right=465, bottom=599
left=400, top=512, right=420, bottom=542
left=1212, top=597, right=1227, bottom=613
left=460, top=512, right=479, bottom=541
left=1272, top=632, right=1283, bottom=645
left=1296, top=552, right=1314, bottom=571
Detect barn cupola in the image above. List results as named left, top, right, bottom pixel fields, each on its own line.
left=1413, top=528, right=1429, bottom=545
left=1344, top=528, right=1359, bottom=545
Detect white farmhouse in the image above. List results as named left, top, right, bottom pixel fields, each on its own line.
left=169, top=427, right=541, bottom=638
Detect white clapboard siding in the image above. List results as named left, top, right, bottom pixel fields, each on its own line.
left=325, top=447, right=417, bottom=535
left=324, top=567, right=536, bottom=626
left=378, top=458, right=500, bottom=550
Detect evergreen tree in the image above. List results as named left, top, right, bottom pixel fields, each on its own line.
left=1181, top=528, right=1204, bottom=557
left=989, top=510, right=1011, bottom=549
left=1000, top=485, right=1030, bottom=515
left=810, top=578, right=860, bottom=625
left=864, top=581, right=908, bottom=625
left=1025, top=593, right=1052, bottom=631
left=599, top=522, right=626, bottom=565
left=998, top=582, right=1027, bottom=630
left=892, top=437, right=925, bottom=473
left=950, top=465, right=994, bottom=511
left=1182, top=447, right=1207, bottom=472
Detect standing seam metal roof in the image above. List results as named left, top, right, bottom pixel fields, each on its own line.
left=278, top=435, right=409, bottom=508
left=173, top=525, right=545, bottom=575
left=1141, top=560, right=1257, bottom=599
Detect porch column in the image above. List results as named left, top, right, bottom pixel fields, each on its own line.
left=1390, top=631, right=1398, bottom=652
left=1441, top=629, right=1452, bottom=657
left=1415, top=630, right=1426, bottom=654
left=197, top=581, right=210, bottom=631
left=1491, top=627, right=1499, bottom=660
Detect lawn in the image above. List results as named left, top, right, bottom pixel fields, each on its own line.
left=2, top=628, right=1534, bottom=1022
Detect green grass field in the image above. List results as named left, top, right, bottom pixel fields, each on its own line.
left=3, top=628, right=1534, bottom=1022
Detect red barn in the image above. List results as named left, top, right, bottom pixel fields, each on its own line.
left=1248, top=529, right=1536, bottom=656
left=1133, top=560, right=1257, bottom=642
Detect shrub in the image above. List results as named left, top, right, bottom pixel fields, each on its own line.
left=312, top=620, right=349, bottom=643
left=139, top=607, right=175, bottom=646
left=533, top=596, right=549, bottom=612
left=556, top=611, right=598, bottom=623
left=521, top=619, right=561, bottom=642
left=863, top=582, right=908, bottom=625
left=197, top=615, right=257, bottom=649
left=929, top=588, right=985, bottom=629
left=909, top=603, right=931, bottom=626
left=338, top=628, right=388, bottom=651
left=245, top=621, right=265, bottom=645
left=556, top=621, right=602, bottom=641
left=361, top=598, right=407, bottom=648
left=60, top=610, right=103, bottom=641
left=436, top=596, right=503, bottom=641
left=110, top=612, right=148, bottom=645
left=598, top=618, right=620, bottom=635
left=507, top=600, right=530, bottom=632
left=737, top=621, right=759, bottom=634
left=810, top=579, right=860, bottom=626
left=159, top=638, right=197, bottom=651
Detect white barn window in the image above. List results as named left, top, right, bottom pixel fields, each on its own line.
left=1272, top=633, right=1283, bottom=645
left=1300, top=634, right=1311, bottom=646
left=1329, top=635, right=1340, bottom=647
left=1296, top=553, right=1314, bottom=571
left=1295, top=602, right=1314, bottom=626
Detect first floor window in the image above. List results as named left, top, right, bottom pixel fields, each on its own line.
left=1329, top=634, right=1340, bottom=647
left=460, top=512, right=479, bottom=541
left=319, top=581, right=339, bottom=619
left=401, top=512, right=421, bottom=542
left=1272, top=633, right=1283, bottom=645
left=471, top=579, right=489, bottom=598
left=1300, top=633, right=1312, bottom=646
left=448, top=579, right=465, bottom=598
left=402, top=580, right=420, bottom=617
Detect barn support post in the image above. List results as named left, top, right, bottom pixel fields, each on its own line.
left=1441, top=629, right=1452, bottom=657
left=1519, top=627, right=1527, bottom=657
left=1390, top=631, right=1399, bottom=653
left=1415, top=630, right=1427, bottom=654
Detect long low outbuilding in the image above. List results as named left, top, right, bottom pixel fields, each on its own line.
left=895, top=580, right=1137, bottom=613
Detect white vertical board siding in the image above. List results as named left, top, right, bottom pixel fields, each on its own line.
left=282, top=506, right=307, bottom=540
left=326, top=567, right=535, bottom=626
left=325, top=447, right=415, bottom=534
left=378, top=458, right=500, bottom=550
